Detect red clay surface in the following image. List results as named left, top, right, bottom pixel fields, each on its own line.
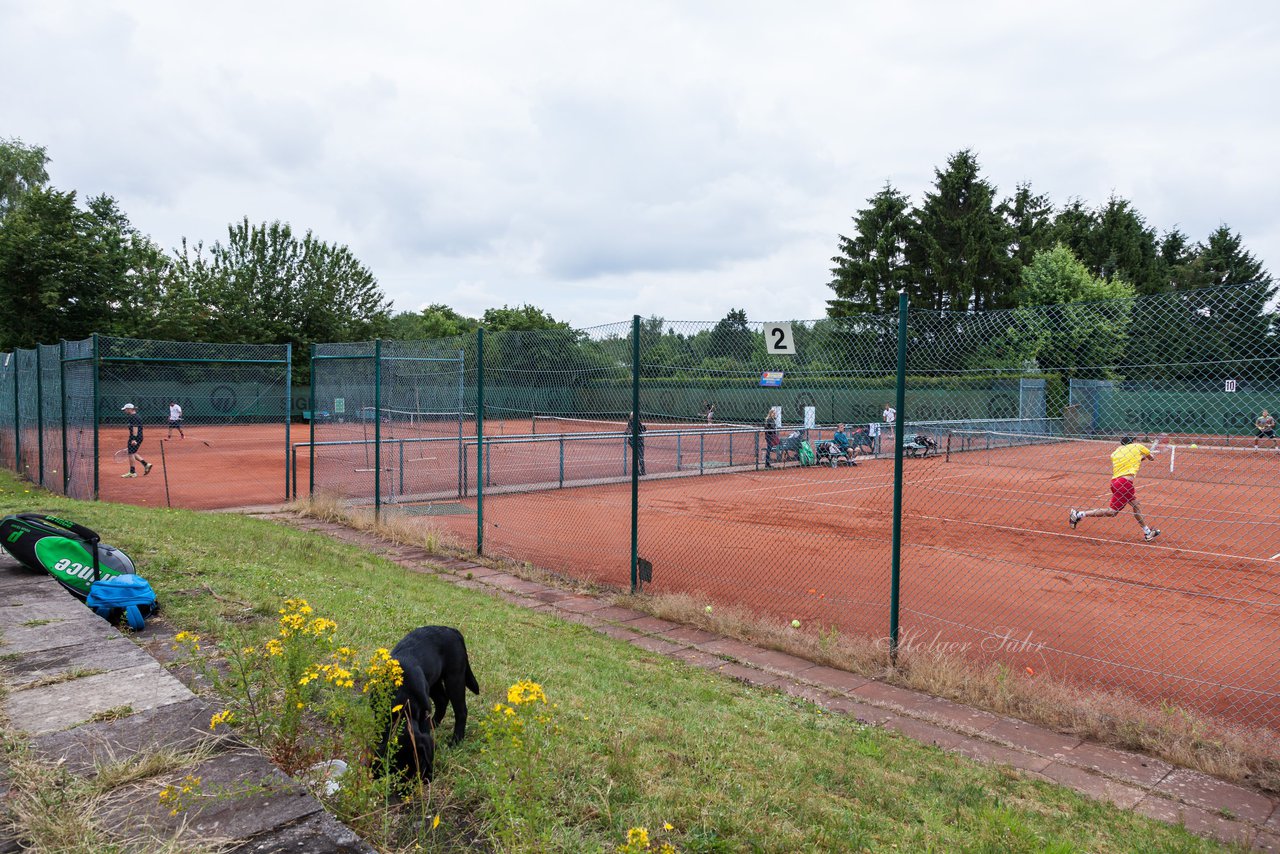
left=97, top=424, right=293, bottom=510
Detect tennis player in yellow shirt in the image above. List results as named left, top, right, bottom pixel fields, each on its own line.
left=1069, top=436, right=1160, bottom=542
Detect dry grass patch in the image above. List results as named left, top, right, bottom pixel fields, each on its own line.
left=18, top=667, right=106, bottom=691
left=640, top=591, right=1280, bottom=794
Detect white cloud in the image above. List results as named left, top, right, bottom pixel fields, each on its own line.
left=3, top=0, right=1278, bottom=328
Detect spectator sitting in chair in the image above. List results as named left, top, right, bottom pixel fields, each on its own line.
left=771, top=430, right=803, bottom=464
left=850, top=425, right=876, bottom=461
left=828, top=424, right=859, bottom=467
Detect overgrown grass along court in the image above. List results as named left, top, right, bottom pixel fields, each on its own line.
left=0, top=470, right=1245, bottom=852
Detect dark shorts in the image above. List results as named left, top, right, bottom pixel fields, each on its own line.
left=1258, top=429, right=1275, bottom=438
left=127, top=439, right=142, bottom=454
left=1109, top=476, right=1135, bottom=511
left=169, top=418, right=182, bottom=427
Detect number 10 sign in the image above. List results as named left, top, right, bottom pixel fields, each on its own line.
left=763, top=322, right=797, bottom=356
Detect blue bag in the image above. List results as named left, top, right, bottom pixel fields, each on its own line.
left=86, top=575, right=158, bottom=630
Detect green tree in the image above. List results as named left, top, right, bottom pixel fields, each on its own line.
left=1017, top=244, right=1136, bottom=377
left=998, top=182, right=1055, bottom=269
left=0, top=137, right=49, bottom=215
left=386, top=304, right=478, bottom=340
left=908, top=149, right=1015, bottom=312
left=481, top=304, right=570, bottom=331
left=171, top=218, right=391, bottom=348
left=827, top=183, right=913, bottom=316
left=705, top=308, right=754, bottom=365
left=0, top=188, right=166, bottom=348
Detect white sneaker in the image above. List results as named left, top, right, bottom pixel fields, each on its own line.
left=1144, top=528, right=1160, bottom=542
left=121, top=471, right=137, bottom=478
left=1069, top=509, right=1080, bottom=529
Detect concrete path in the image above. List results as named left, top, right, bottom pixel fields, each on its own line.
left=278, top=513, right=1280, bottom=852
left=0, top=555, right=373, bottom=853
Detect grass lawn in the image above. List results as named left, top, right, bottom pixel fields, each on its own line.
left=0, top=472, right=1245, bottom=853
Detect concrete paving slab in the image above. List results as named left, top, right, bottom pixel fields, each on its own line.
left=716, top=662, right=783, bottom=688
left=6, top=663, right=192, bottom=735
left=1154, top=768, right=1277, bottom=826
left=950, top=737, right=1053, bottom=774
left=723, top=646, right=817, bottom=678
left=1063, top=740, right=1174, bottom=789
left=799, top=664, right=873, bottom=693
left=657, top=626, right=720, bottom=646
left=2, top=637, right=156, bottom=686
left=882, top=715, right=967, bottom=750
left=229, top=810, right=376, bottom=853
left=1134, top=795, right=1259, bottom=849
left=101, top=750, right=321, bottom=845
left=981, top=716, right=1082, bottom=758
left=0, top=616, right=124, bottom=656
left=629, top=635, right=688, bottom=656
left=29, top=697, right=229, bottom=777
left=1038, top=761, right=1148, bottom=809
left=552, top=596, right=612, bottom=613
left=591, top=606, right=649, bottom=623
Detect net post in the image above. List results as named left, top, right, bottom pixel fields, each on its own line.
left=945, top=429, right=952, bottom=463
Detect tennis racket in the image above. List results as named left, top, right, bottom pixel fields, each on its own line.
left=1149, top=433, right=1169, bottom=453
left=113, top=448, right=131, bottom=463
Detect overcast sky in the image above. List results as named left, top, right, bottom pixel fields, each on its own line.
left=3, top=1, right=1277, bottom=329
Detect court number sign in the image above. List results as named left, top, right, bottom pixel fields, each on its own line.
left=763, top=323, right=797, bottom=356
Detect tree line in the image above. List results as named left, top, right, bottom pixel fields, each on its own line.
left=1, top=138, right=1274, bottom=389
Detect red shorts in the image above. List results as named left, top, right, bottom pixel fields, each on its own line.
left=1109, top=477, right=1136, bottom=511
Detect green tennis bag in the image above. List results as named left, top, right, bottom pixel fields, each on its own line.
left=0, top=513, right=138, bottom=601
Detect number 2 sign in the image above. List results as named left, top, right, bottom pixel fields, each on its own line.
left=763, top=323, right=797, bottom=356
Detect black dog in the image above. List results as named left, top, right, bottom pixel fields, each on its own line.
left=378, top=626, right=480, bottom=782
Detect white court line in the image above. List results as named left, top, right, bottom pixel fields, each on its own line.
left=907, top=512, right=1277, bottom=566
left=738, top=469, right=974, bottom=496
left=776, top=491, right=1279, bottom=565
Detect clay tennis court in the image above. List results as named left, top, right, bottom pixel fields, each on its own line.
left=413, top=436, right=1280, bottom=731
left=95, top=420, right=1279, bottom=729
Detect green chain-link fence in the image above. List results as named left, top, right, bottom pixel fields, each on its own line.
left=0, top=336, right=291, bottom=508
left=302, top=283, right=1278, bottom=732
left=1, top=285, right=1275, bottom=730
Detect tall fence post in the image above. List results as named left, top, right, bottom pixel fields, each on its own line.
left=11, top=353, right=19, bottom=471
left=374, top=338, right=382, bottom=520
left=34, top=347, right=44, bottom=486
left=284, top=344, right=292, bottom=502
left=630, top=315, right=640, bottom=593
left=308, top=345, right=317, bottom=499
left=91, top=333, right=100, bottom=500
left=888, top=290, right=908, bottom=664
left=476, top=328, right=485, bottom=554
left=59, top=341, right=68, bottom=494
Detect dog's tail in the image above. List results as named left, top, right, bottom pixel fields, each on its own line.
left=466, top=662, right=479, bottom=695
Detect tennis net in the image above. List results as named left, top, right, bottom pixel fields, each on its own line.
left=357, top=407, right=476, bottom=433
left=532, top=413, right=751, bottom=435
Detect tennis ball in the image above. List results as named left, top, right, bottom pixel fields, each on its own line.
left=791, top=619, right=801, bottom=628
left=1190, top=443, right=1198, bottom=448
left=704, top=605, right=713, bottom=614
